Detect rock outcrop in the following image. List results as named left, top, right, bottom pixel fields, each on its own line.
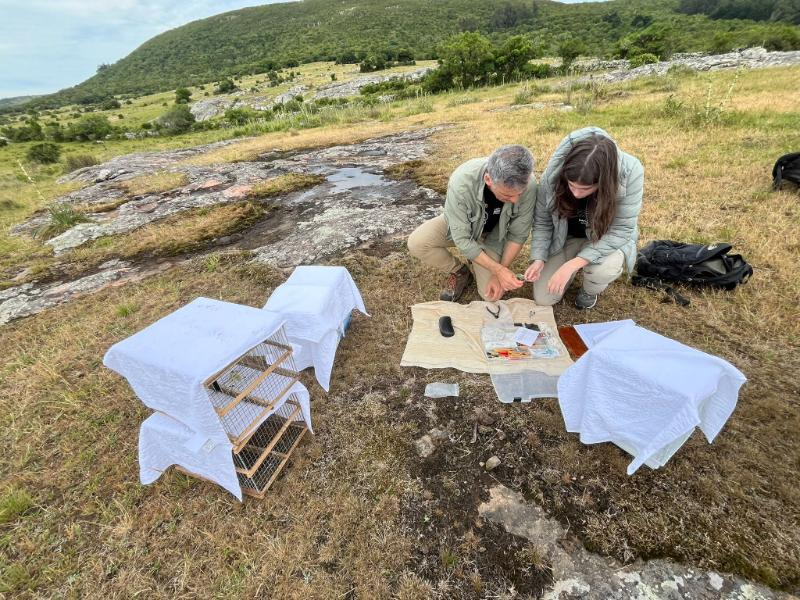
left=577, top=47, right=800, bottom=85
left=311, top=66, right=433, bottom=100
left=3, top=127, right=446, bottom=324
left=479, top=485, right=794, bottom=600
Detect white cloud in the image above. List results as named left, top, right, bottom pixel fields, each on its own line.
left=0, top=0, right=286, bottom=98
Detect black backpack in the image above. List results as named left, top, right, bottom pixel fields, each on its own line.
left=632, top=240, right=753, bottom=306
left=773, top=152, right=800, bottom=190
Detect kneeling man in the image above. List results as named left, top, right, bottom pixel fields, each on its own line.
left=408, top=145, right=536, bottom=302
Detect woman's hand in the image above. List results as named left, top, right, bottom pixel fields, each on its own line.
left=524, top=260, right=545, bottom=282
left=547, top=262, right=579, bottom=297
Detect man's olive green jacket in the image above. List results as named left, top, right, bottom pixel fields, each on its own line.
left=442, top=157, right=536, bottom=261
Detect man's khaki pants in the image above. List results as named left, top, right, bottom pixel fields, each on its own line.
left=408, top=215, right=499, bottom=300
left=533, top=236, right=624, bottom=306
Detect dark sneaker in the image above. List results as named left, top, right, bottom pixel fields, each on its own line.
left=440, top=265, right=472, bottom=302
left=575, top=289, right=598, bottom=310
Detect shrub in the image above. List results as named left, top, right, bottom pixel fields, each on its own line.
left=67, top=114, right=113, bottom=141
left=155, top=104, right=195, bottom=135
left=2, top=119, right=44, bottom=142
left=524, top=63, right=553, bottom=79
left=361, top=78, right=412, bottom=96
left=26, top=142, right=61, bottom=164
left=616, top=23, right=675, bottom=60
left=276, top=99, right=304, bottom=113
left=215, top=79, right=237, bottom=94
left=558, top=37, right=587, bottom=72
left=175, top=87, right=192, bottom=104
left=359, top=54, right=387, bottom=73
left=100, top=98, right=121, bottom=110
left=495, top=35, right=538, bottom=82
left=629, top=53, right=660, bottom=68
left=224, top=107, right=261, bottom=125
left=64, top=154, right=99, bottom=172
left=0, top=137, right=7, bottom=147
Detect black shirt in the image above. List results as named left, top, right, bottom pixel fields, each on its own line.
left=567, top=197, right=591, bottom=238
left=482, top=185, right=504, bottom=234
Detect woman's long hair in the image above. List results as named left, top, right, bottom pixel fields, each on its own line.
left=554, top=134, right=619, bottom=241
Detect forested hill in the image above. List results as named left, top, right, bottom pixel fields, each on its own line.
left=22, top=0, right=800, bottom=109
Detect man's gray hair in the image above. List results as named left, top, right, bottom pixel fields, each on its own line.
left=486, top=145, right=534, bottom=189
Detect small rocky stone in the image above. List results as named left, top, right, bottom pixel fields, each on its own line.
left=414, top=435, right=436, bottom=458
left=485, top=456, right=501, bottom=471
left=222, top=184, right=253, bottom=199
left=133, top=201, right=159, bottom=213
left=708, top=572, right=724, bottom=591
left=216, top=234, right=242, bottom=245
left=191, top=178, right=225, bottom=191
left=428, top=428, right=448, bottom=443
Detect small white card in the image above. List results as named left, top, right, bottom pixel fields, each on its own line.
left=513, top=327, right=540, bottom=347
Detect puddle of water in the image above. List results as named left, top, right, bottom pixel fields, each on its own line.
left=293, top=166, right=393, bottom=203
left=326, top=167, right=391, bottom=193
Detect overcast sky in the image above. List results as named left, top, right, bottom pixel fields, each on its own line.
left=0, top=0, right=603, bottom=100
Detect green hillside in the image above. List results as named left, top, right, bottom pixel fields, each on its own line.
left=15, top=0, right=800, bottom=110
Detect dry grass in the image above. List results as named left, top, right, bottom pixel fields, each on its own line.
left=184, top=121, right=425, bottom=166
left=1, top=66, right=800, bottom=597
left=247, top=173, right=325, bottom=199
left=71, top=202, right=265, bottom=264
left=121, top=171, right=189, bottom=196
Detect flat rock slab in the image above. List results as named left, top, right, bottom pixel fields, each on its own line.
left=3, top=127, right=446, bottom=325
left=576, top=47, right=800, bottom=86
left=15, top=127, right=445, bottom=257
left=479, top=485, right=795, bottom=600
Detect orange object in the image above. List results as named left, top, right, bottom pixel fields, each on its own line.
left=558, top=326, right=588, bottom=360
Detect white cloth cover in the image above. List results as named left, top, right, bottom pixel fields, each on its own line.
left=139, top=412, right=244, bottom=499
left=263, top=266, right=368, bottom=391
left=139, top=388, right=313, bottom=500
left=574, top=320, right=636, bottom=348
left=558, top=321, right=746, bottom=475
left=104, top=297, right=313, bottom=500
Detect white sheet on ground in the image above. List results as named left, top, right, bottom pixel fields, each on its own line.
left=263, top=265, right=368, bottom=391
left=557, top=321, right=746, bottom=474
left=401, top=299, right=573, bottom=376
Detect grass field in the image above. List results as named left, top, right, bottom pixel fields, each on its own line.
left=1, top=63, right=799, bottom=597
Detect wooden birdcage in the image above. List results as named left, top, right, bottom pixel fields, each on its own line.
left=202, top=326, right=308, bottom=498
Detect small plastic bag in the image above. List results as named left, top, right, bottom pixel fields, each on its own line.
left=424, top=382, right=460, bottom=398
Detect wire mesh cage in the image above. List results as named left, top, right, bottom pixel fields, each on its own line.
left=203, top=327, right=300, bottom=452
left=235, top=395, right=308, bottom=498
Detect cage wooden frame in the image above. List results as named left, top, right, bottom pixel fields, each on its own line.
left=234, top=395, right=308, bottom=498
left=203, top=331, right=301, bottom=453
left=183, top=326, right=310, bottom=499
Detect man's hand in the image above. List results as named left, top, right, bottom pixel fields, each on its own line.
left=484, top=275, right=504, bottom=302
left=495, top=265, right=523, bottom=292
left=524, top=260, right=545, bottom=282
left=547, top=262, right=579, bottom=297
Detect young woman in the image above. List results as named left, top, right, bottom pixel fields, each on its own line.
left=524, top=127, right=643, bottom=309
